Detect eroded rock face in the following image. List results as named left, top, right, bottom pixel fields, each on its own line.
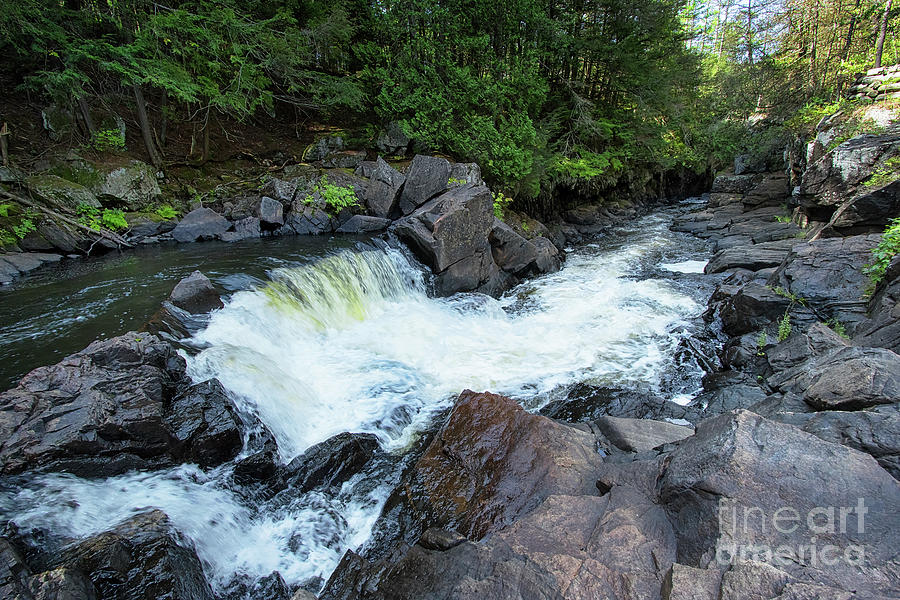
left=398, top=155, right=451, bottom=215
left=364, top=157, right=405, bottom=218
left=0, top=332, right=244, bottom=477
left=97, top=161, right=161, bottom=210
left=56, top=510, right=215, bottom=600
left=393, top=183, right=502, bottom=295
left=855, top=256, right=900, bottom=353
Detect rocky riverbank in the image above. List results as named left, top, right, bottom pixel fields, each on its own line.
left=2, top=125, right=899, bottom=599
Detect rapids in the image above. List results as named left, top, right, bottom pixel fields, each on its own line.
left=0, top=205, right=711, bottom=596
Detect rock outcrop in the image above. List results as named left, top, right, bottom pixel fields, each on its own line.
left=0, top=332, right=247, bottom=476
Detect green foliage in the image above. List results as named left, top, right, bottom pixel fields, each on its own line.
left=12, top=219, right=36, bottom=239
left=492, top=191, right=513, bottom=220
left=154, top=204, right=179, bottom=220
left=865, top=157, right=900, bottom=189
left=305, top=175, right=358, bottom=214
left=89, top=128, right=125, bottom=152
left=777, top=311, right=792, bottom=342
left=864, top=217, right=900, bottom=289
left=448, top=177, right=467, bottom=186
left=770, top=285, right=806, bottom=306
left=0, top=203, right=11, bottom=218
left=756, top=331, right=768, bottom=356
left=775, top=214, right=792, bottom=224
left=77, top=203, right=128, bottom=232
left=826, top=318, right=850, bottom=340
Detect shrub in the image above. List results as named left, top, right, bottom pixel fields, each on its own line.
left=864, top=217, right=900, bottom=290
left=155, top=204, right=179, bottom=220
left=777, top=310, right=792, bottom=342
left=89, top=128, right=126, bottom=152
left=304, top=175, right=359, bottom=214
left=77, top=203, right=128, bottom=231
left=492, top=191, right=513, bottom=219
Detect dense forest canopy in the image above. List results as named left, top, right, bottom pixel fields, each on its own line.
left=0, top=0, right=897, bottom=202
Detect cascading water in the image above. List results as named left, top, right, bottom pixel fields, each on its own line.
left=0, top=207, right=711, bottom=596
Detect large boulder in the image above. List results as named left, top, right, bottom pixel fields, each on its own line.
left=167, top=270, right=223, bottom=314
left=171, top=208, right=230, bottom=243
left=0, top=332, right=244, bottom=476
left=594, top=415, right=693, bottom=452
left=800, top=133, right=900, bottom=206
left=256, top=196, right=284, bottom=228
left=768, top=345, right=900, bottom=410
left=276, top=432, right=380, bottom=494
left=96, top=161, right=161, bottom=210
left=335, top=215, right=391, bottom=234
left=376, top=122, right=411, bottom=155
left=717, top=283, right=792, bottom=336
left=766, top=234, right=881, bottom=329
left=398, top=155, right=451, bottom=215
left=488, top=220, right=538, bottom=275
left=55, top=510, right=215, bottom=600
left=854, top=255, right=900, bottom=353
left=402, top=390, right=606, bottom=540
left=659, top=410, right=900, bottom=597
left=364, top=157, right=405, bottom=218
left=743, top=173, right=791, bottom=207
left=706, top=239, right=796, bottom=274
left=393, top=183, right=502, bottom=295
left=219, top=216, right=261, bottom=242
left=26, top=175, right=100, bottom=211
left=283, top=205, right=336, bottom=236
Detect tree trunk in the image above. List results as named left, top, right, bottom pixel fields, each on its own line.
left=159, top=90, right=167, bottom=148
left=76, top=96, right=96, bottom=138
left=202, top=109, right=210, bottom=163
left=842, top=0, right=862, bottom=60
left=875, top=0, right=893, bottom=68
left=747, top=0, right=754, bottom=64
left=0, top=122, right=8, bottom=167
left=133, top=84, right=162, bottom=169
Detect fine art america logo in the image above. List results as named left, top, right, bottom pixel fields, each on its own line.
left=717, top=498, right=868, bottom=567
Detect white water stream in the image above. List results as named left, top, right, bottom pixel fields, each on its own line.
left=1, top=209, right=709, bottom=596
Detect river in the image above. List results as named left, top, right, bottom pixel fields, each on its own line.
left=0, top=201, right=712, bottom=597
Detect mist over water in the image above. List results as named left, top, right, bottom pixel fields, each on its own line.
left=1, top=208, right=710, bottom=595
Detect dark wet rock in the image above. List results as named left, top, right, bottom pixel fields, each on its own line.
left=855, top=255, right=900, bottom=353
left=56, top=510, right=215, bottom=600
left=531, top=236, right=562, bottom=274
left=364, top=157, right=405, bottom=218
left=397, top=155, right=451, bottom=215
left=488, top=220, right=537, bottom=275
left=405, top=390, right=607, bottom=540
left=256, top=196, right=284, bottom=228
left=540, top=384, right=689, bottom=423
left=166, top=379, right=244, bottom=468
left=768, top=345, right=900, bottom=410
left=705, top=239, right=795, bottom=274
left=376, top=122, right=411, bottom=155
left=393, top=183, right=500, bottom=295
left=171, top=207, right=230, bottom=243
left=24, top=567, right=98, bottom=600
left=594, top=416, right=693, bottom=452
left=0, top=253, right=63, bottom=283
left=168, top=270, right=223, bottom=314
left=766, top=234, right=880, bottom=329
left=219, top=216, right=261, bottom=242
left=277, top=432, right=380, bottom=494
left=717, top=283, right=792, bottom=336
left=1, top=537, right=32, bottom=598
left=127, top=218, right=176, bottom=242
left=0, top=332, right=243, bottom=477
left=248, top=572, right=291, bottom=600
left=659, top=410, right=900, bottom=596
left=354, top=160, right=377, bottom=179
left=336, top=215, right=391, bottom=234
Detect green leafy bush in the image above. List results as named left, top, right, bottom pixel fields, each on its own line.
left=865, top=156, right=900, bottom=189
left=777, top=310, right=792, bottom=342
left=12, top=219, right=36, bottom=239
left=89, top=128, right=125, bottom=152
left=826, top=318, right=849, bottom=340
left=77, top=203, right=128, bottom=232
left=492, top=191, right=513, bottom=219
left=155, top=204, right=179, bottom=220
left=304, top=175, right=359, bottom=214
left=0, top=203, right=11, bottom=218
left=864, top=217, right=900, bottom=290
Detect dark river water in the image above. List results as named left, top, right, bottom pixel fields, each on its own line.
left=0, top=235, right=368, bottom=389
